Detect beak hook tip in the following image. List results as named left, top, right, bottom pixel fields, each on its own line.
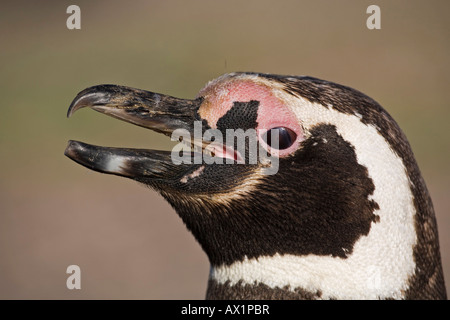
left=66, top=89, right=111, bottom=119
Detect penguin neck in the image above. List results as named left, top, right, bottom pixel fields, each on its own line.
left=206, top=252, right=406, bottom=300
left=167, top=196, right=411, bottom=300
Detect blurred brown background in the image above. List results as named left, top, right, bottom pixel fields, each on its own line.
left=0, top=0, right=449, bottom=299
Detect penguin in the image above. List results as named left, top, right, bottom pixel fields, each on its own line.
left=65, top=72, right=446, bottom=300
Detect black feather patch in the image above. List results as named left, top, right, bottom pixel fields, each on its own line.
left=216, top=100, right=259, bottom=131
left=163, top=124, right=380, bottom=266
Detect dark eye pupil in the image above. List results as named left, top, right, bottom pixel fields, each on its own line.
left=263, top=127, right=297, bottom=150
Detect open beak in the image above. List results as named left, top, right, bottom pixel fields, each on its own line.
left=64, top=84, right=204, bottom=180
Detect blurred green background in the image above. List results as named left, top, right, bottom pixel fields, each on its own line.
left=0, top=0, right=448, bottom=299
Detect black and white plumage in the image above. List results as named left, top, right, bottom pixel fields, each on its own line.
left=65, top=72, right=446, bottom=299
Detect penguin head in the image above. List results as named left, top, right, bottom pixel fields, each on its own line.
left=65, top=73, right=307, bottom=210
left=65, top=72, right=446, bottom=299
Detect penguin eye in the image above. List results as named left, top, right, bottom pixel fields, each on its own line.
left=262, top=127, right=297, bottom=150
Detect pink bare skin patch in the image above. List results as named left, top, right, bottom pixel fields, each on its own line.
left=198, top=77, right=304, bottom=157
